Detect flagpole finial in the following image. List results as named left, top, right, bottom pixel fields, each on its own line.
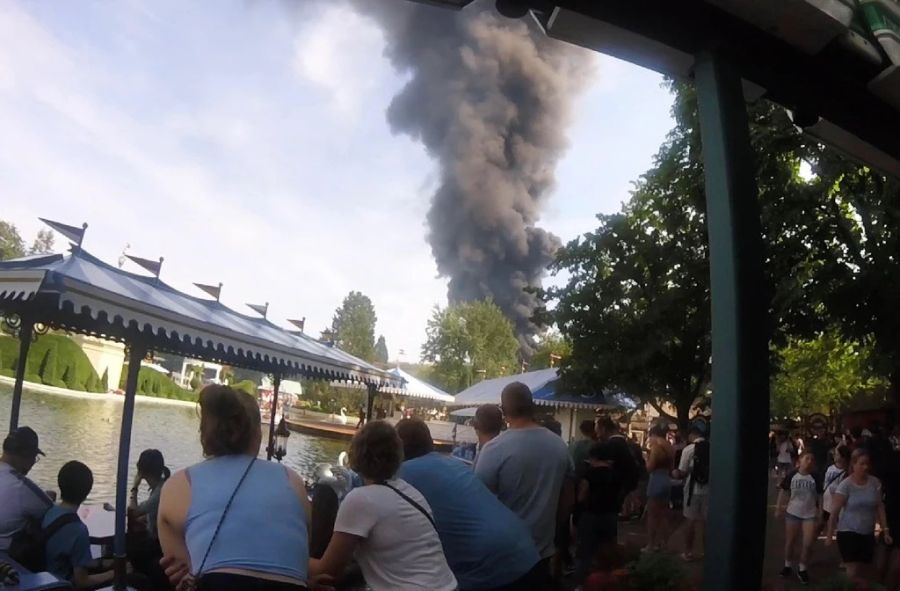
left=217, top=282, right=223, bottom=302
left=39, top=218, right=89, bottom=251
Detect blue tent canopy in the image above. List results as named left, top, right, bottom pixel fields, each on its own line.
left=451, top=367, right=620, bottom=410
left=0, top=248, right=395, bottom=385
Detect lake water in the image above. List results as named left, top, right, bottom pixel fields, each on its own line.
left=0, top=383, right=348, bottom=504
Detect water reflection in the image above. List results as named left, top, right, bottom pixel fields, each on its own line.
left=0, top=384, right=347, bottom=504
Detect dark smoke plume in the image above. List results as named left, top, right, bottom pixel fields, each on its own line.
left=356, top=1, right=594, bottom=354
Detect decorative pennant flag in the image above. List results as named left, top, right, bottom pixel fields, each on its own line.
left=126, top=254, right=164, bottom=278
left=194, top=282, right=223, bottom=301
left=247, top=302, right=269, bottom=318
left=287, top=318, right=306, bottom=332
left=39, top=218, right=87, bottom=247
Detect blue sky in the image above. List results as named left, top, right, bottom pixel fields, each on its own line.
left=0, top=0, right=674, bottom=360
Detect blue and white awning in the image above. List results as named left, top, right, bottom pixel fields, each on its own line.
left=450, top=367, right=618, bottom=410
left=0, top=249, right=397, bottom=386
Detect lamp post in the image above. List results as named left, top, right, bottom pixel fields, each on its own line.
left=273, top=417, right=290, bottom=462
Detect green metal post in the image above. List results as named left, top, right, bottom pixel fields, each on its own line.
left=9, top=318, right=34, bottom=432
left=267, top=374, right=281, bottom=461
left=695, top=51, right=769, bottom=591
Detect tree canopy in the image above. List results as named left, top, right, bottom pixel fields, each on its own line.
left=529, top=331, right=572, bottom=370
left=331, top=291, right=378, bottom=362
left=772, top=330, right=884, bottom=418
left=374, top=335, right=389, bottom=364
left=421, top=299, right=519, bottom=393
left=29, top=229, right=54, bottom=255
left=539, top=82, right=814, bottom=428
left=0, top=221, right=25, bottom=260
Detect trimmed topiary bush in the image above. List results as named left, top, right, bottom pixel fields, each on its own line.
left=39, top=345, right=59, bottom=386
left=85, top=371, right=99, bottom=393
left=25, top=373, right=42, bottom=384
left=100, top=368, right=109, bottom=392
left=0, top=368, right=14, bottom=378
left=0, top=334, right=101, bottom=392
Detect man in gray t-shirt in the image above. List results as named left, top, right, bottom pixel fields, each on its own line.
left=475, top=382, right=571, bottom=560
left=0, top=427, right=52, bottom=551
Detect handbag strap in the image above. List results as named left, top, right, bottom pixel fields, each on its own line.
left=377, top=482, right=436, bottom=529
left=195, top=457, right=257, bottom=577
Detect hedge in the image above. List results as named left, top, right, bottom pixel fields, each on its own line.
left=120, top=365, right=196, bottom=402
left=0, top=334, right=102, bottom=392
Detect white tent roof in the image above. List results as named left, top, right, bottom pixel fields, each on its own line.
left=331, top=367, right=454, bottom=403
left=451, top=367, right=616, bottom=410
left=384, top=367, right=454, bottom=402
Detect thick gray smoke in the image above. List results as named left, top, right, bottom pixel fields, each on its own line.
left=356, top=1, right=594, bottom=354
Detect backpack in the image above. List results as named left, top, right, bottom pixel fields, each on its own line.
left=691, top=440, right=710, bottom=487
left=8, top=512, right=80, bottom=572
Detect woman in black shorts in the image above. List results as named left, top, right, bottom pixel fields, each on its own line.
left=826, top=449, right=892, bottom=583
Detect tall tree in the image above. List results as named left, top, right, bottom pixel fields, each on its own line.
left=540, top=82, right=812, bottom=429
left=529, top=331, right=572, bottom=370
left=331, top=291, right=378, bottom=362
left=421, top=299, right=518, bottom=393
left=0, top=221, right=25, bottom=260
left=29, top=229, right=55, bottom=255
left=772, top=330, right=884, bottom=418
left=798, top=150, right=900, bottom=400
left=374, top=335, right=389, bottom=364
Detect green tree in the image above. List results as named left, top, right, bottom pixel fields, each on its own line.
left=100, top=368, right=109, bottom=392
left=220, top=365, right=235, bottom=385
left=61, top=364, right=74, bottom=389
left=29, top=229, right=55, bottom=255
left=38, top=345, right=59, bottom=385
left=529, top=331, right=572, bottom=370
left=421, top=299, right=519, bottom=393
left=772, top=330, right=884, bottom=417
left=331, top=291, right=378, bottom=361
left=86, top=370, right=99, bottom=393
left=795, top=151, right=900, bottom=399
left=539, top=82, right=812, bottom=429
left=374, top=336, right=389, bottom=364
left=0, top=221, right=25, bottom=260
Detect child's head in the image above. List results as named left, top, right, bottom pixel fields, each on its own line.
left=588, top=441, right=614, bottom=466
left=58, top=461, right=93, bottom=505
left=834, top=444, right=851, bottom=467
left=798, top=450, right=815, bottom=472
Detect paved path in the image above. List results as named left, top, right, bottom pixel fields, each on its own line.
left=564, top=475, right=883, bottom=590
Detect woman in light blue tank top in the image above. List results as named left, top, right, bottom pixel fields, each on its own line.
left=158, top=385, right=313, bottom=591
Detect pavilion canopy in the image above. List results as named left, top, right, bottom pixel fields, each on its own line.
left=0, top=248, right=397, bottom=385
left=450, top=367, right=618, bottom=410
left=332, top=366, right=455, bottom=402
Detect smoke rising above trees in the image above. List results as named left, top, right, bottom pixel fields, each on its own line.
left=352, top=0, right=595, bottom=354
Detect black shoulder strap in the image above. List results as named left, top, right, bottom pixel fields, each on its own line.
left=11, top=471, right=53, bottom=508
left=43, top=512, right=80, bottom=542
left=378, top=482, right=436, bottom=529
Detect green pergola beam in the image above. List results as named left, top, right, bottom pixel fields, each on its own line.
left=695, top=50, right=770, bottom=590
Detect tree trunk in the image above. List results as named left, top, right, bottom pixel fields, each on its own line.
left=676, top=401, right=692, bottom=434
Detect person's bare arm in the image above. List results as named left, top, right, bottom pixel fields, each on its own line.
left=826, top=493, right=847, bottom=544
left=309, top=532, right=361, bottom=580
left=158, top=470, right=193, bottom=587
left=72, top=566, right=117, bottom=589
left=878, top=496, right=893, bottom=544
left=577, top=479, right=589, bottom=505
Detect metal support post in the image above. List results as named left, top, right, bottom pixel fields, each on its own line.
left=267, top=374, right=281, bottom=461
left=113, top=341, right=147, bottom=590
left=9, top=317, right=34, bottom=432
left=695, top=50, right=770, bottom=591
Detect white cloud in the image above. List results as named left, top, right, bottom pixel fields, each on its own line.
left=293, top=5, right=394, bottom=116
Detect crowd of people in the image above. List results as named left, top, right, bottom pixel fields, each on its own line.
left=0, top=381, right=714, bottom=591
left=9, top=379, right=900, bottom=590
left=770, top=426, right=900, bottom=587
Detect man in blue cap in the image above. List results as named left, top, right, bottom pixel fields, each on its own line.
left=0, top=427, right=53, bottom=551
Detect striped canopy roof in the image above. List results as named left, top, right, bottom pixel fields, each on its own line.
left=0, top=249, right=397, bottom=386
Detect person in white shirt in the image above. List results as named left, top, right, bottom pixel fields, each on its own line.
left=776, top=432, right=796, bottom=477
left=310, top=421, right=457, bottom=591
left=672, top=426, right=708, bottom=562
left=775, top=451, right=823, bottom=585
left=0, top=427, right=52, bottom=552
